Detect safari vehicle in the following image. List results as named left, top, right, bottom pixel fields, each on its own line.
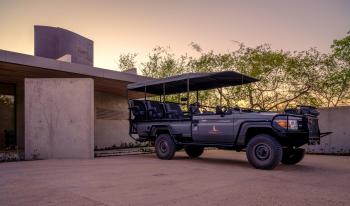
left=127, top=71, right=322, bottom=170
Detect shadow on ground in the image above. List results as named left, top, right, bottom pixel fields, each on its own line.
left=140, top=152, right=320, bottom=171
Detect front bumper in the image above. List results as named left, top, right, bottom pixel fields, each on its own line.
left=272, top=114, right=321, bottom=147
left=276, top=131, right=310, bottom=147
left=307, top=116, right=321, bottom=145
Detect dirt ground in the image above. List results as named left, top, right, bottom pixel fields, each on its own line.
left=1, top=150, right=350, bottom=206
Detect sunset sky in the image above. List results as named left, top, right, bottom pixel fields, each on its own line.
left=0, top=0, right=349, bottom=70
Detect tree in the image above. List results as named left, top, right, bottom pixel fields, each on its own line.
left=331, top=34, right=350, bottom=64
left=118, top=53, right=138, bottom=71
left=0, top=95, right=14, bottom=107
left=118, top=35, right=350, bottom=110
left=141, top=46, right=188, bottom=78
left=327, top=34, right=350, bottom=106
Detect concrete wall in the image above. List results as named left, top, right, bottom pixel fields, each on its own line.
left=307, top=106, right=350, bottom=154
left=16, top=81, right=25, bottom=150
left=25, top=78, right=94, bottom=160
left=94, top=91, right=134, bottom=149
left=34, top=26, right=93, bottom=66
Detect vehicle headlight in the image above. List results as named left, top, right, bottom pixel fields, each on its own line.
left=273, top=116, right=301, bottom=130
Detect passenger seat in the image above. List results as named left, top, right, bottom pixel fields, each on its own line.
left=128, top=100, right=146, bottom=120
left=146, top=101, right=165, bottom=119
left=163, top=102, right=184, bottom=119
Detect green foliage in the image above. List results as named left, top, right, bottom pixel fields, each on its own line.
left=119, top=34, right=350, bottom=111
left=141, top=46, right=187, bottom=78
left=189, top=42, right=203, bottom=53
left=0, top=95, right=14, bottom=107
left=118, top=53, right=138, bottom=71
left=326, top=34, right=350, bottom=106
left=331, top=35, right=350, bottom=64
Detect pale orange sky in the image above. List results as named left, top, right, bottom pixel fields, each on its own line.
left=0, top=0, right=349, bottom=70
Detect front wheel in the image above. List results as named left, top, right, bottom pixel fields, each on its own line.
left=246, top=134, right=282, bottom=170
left=281, top=148, right=305, bottom=165
left=185, top=146, right=204, bottom=158
left=155, top=134, right=176, bottom=160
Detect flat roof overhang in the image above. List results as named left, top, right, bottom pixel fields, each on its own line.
left=0, top=50, right=151, bottom=98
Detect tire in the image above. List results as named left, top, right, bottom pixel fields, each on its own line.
left=176, top=145, right=184, bottom=151
left=246, top=134, right=283, bottom=170
left=185, top=146, right=204, bottom=158
left=155, top=134, right=176, bottom=160
left=281, top=148, right=305, bottom=165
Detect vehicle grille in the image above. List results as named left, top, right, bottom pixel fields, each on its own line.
left=308, top=117, right=320, bottom=145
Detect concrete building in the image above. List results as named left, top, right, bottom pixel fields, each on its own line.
left=0, top=26, right=150, bottom=160
left=34, top=26, right=94, bottom=66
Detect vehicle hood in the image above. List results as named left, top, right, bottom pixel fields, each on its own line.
left=237, top=111, right=278, bottom=120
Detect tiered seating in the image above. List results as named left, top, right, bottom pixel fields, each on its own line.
left=146, top=100, right=165, bottom=119
left=128, top=100, right=185, bottom=120
left=128, top=100, right=147, bottom=120
left=163, top=102, right=184, bottom=119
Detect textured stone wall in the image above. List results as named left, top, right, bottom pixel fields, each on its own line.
left=94, top=91, right=135, bottom=149
left=307, top=106, right=350, bottom=154
left=25, top=78, right=94, bottom=160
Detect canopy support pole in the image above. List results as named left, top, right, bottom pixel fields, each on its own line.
left=220, top=87, right=222, bottom=107
left=187, top=78, right=190, bottom=109
left=144, top=86, right=148, bottom=119
left=163, top=83, right=166, bottom=103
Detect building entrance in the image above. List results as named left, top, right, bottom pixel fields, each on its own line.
left=0, top=83, right=16, bottom=150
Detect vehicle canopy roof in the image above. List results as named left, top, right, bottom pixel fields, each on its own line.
left=127, top=71, right=259, bottom=95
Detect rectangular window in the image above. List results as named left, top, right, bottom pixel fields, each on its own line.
left=0, top=83, right=16, bottom=150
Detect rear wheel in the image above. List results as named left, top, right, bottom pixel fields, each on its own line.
left=246, top=134, right=282, bottom=170
left=281, top=148, right=305, bottom=165
left=155, top=134, right=176, bottom=160
left=185, top=146, right=204, bottom=158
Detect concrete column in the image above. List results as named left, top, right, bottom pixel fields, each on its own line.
left=25, top=78, right=94, bottom=159
left=16, top=81, right=25, bottom=150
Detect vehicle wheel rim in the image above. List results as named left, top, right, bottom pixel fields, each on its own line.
left=159, top=140, right=168, bottom=154
left=254, top=143, right=271, bottom=161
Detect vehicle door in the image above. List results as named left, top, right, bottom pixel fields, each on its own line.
left=191, top=114, right=234, bottom=144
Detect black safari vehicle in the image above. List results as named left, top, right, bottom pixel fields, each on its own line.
left=127, top=71, right=323, bottom=170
